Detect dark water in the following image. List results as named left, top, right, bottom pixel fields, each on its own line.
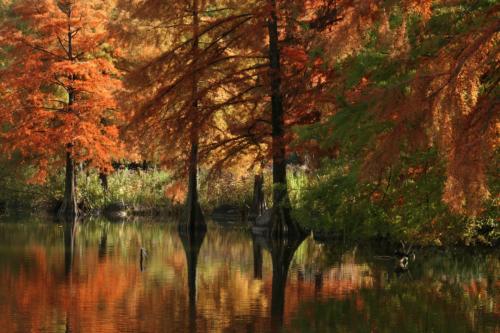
left=0, top=217, right=498, bottom=333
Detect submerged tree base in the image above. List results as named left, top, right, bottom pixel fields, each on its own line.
left=252, top=206, right=306, bottom=239
left=270, top=206, right=304, bottom=238
left=181, top=199, right=206, bottom=232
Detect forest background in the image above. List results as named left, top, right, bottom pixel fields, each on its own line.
left=0, top=0, right=498, bottom=246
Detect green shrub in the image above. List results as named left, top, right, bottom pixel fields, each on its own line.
left=292, top=150, right=498, bottom=246
left=0, top=159, right=173, bottom=214
left=78, top=169, right=172, bottom=211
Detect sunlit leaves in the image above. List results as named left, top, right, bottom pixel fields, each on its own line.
left=0, top=0, right=125, bottom=181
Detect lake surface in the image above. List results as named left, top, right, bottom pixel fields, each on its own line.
left=0, top=216, right=498, bottom=333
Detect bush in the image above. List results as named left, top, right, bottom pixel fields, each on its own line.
left=77, top=169, right=172, bottom=211
left=199, top=171, right=255, bottom=212
left=293, top=150, right=499, bottom=246
left=0, top=159, right=173, bottom=214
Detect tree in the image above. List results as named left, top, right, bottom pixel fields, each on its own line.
left=0, top=0, right=124, bottom=218
left=330, top=0, right=499, bottom=215
left=115, top=1, right=336, bottom=235
left=207, top=0, right=334, bottom=236
left=406, top=2, right=499, bottom=214
left=267, top=0, right=298, bottom=236
left=294, top=0, right=498, bottom=229
left=266, top=0, right=343, bottom=236
left=174, top=0, right=334, bottom=236
left=115, top=0, right=264, bottom=228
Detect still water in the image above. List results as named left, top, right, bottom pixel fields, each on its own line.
left=0, top=216, right=498, bottom=333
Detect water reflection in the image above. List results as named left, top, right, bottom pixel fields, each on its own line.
left=252, top=234, right=263, bottom=280
left=179, top=225, right=207, bottom=332
left=98, top=231, right=107, bottom=262
left=253, top=234, right=306, bottom=330
left=0, top=217, right=497, bottom=333
left=63, top=221, right=77, bottom=278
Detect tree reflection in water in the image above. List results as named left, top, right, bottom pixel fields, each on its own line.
left=62, top=218, right=79, bottom=333
left=98, top=231, right=107, bottom=262
left=63, top=219, right=78, bottom=278
left=0, top=218, right=497, bottom=333
left=252, top=232, right=306, bottom=331
left=179, top=224, right=207, bottom=333
left=252, top=233, right=263, bottom=280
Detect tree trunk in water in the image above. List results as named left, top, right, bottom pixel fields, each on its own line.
left=252, top=173, right=266, bottom=217
left=252, top=234, right=263, bottom=279
left=63, top=220, right=77, bottom=278
left=58, top=152, right=78, bottom=219
left=267, top=0, right=302, bottom=237
left=98, top=232, right=107, bottom=261
left=183, top=0, right=205, bottom=230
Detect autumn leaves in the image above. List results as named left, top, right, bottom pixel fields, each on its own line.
left=0, top=0, right=497, bottom=223
left=0, top=0, right=123, bottom=216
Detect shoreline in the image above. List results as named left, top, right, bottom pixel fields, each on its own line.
left=0, top=207, right=497, bottom=249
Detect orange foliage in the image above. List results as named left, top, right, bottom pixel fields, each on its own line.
left=319, top=1, right=498, bottom=214
left=165, top=180, right=188, bottom=204
left=0, top=0, right=493, bottom=215
left=0, top=0, right=125, bottom=181
left=392, top=5, right=498, bottom=214
left=114, top=1, right=265, bottom=176
left=114, top=0, right=337, bottom=179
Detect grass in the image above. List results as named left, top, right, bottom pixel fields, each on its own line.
left=0, top=163, right=173, bottom=214
left=77, top=169, right=172, bottom=212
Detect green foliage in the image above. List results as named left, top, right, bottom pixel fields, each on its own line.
left=0, top=156, right=53, bottom=210
left=287, top=168, right=309, bottom=208
left=343, top=51, right=388, bottom=89
left=461, top=168, right=500, bottom=246
left=0, top=160, right=172, bottom=214
left=293, top=133, right=498, bottom=246
left=388, top=7, right=403, bottom=29
left=0, top=3, right=8, bottom=70
left=77, top=169, right=172, bottom=211
left=290, top=0, right=499, bottom=246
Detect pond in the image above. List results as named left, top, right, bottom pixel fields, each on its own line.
left=0, top=216, right=498, bottom=333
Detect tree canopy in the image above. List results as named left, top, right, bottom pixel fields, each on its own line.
left=0, top=0, right=497, bottom=237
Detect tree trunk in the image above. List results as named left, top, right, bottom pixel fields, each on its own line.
left=58, top=7, right=78, bottom=220
left=267, top=0, right=301, bottom=237
left=252, top=173, right=266, bottom=217
left=58, top=151, right=78, bottom=219
left=184, top=0, right=205, bottom=230
left=185, top=141, right=205, bottom=228
left=99, top=172, right=108, bottom=192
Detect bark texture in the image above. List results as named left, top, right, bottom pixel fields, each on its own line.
left=58, top=151, right=78, bottom=219
left=267, top=0, right=302, bottom=237
left=58, top=12, right=78, bottom=219
left=184, top=0, right=205, bottom=229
